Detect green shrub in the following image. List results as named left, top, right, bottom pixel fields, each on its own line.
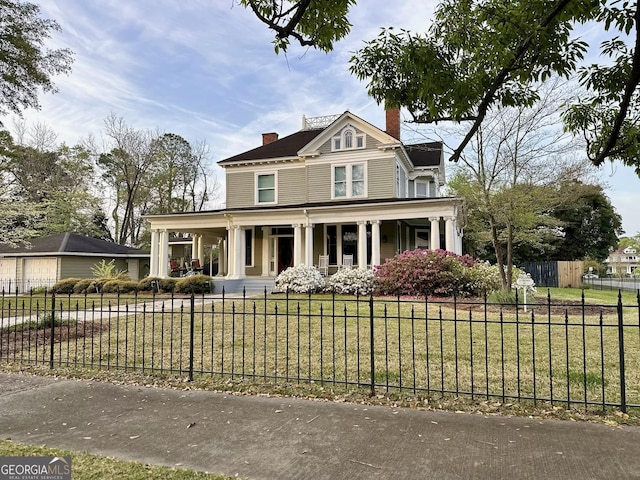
left=138, top=277, right=161, bottom=292
left=51, top=278, right=83, bottom=294
left=73, top=279, right=94, bottom=294
left=91, top=259, right=127, bottom=279
left=102, top=280, right=139, bottom=293
left=488, top=289, right=517, bottom=305
left=174, top=275, right=213, bottom=294
left=159, top=278, right=178, bottom=293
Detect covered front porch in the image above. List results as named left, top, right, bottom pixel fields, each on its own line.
left=146, top=198, right=465, bottom=284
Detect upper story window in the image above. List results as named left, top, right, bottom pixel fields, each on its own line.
left=256, top=172, right=276, bottom=204
left=415, top=181, right=428, bottom=198
left=333, top=163, right=366, bottom=199
left=396, top=163, right=407, bottom=198
left=332, top=126, right=365, bottom=152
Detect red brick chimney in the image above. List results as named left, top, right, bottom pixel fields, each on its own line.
left=385, top=106, right=401, bottom=140
left=262, top=132, right=279, bottom=145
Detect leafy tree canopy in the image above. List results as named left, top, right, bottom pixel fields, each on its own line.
left=245, top=0, right=640, bottom=174
left=238, top=0, right=355, bottom=52
left=0, top=0, right=73, bottom=121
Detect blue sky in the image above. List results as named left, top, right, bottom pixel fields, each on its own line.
left=13, top=0, right=640, bottom=237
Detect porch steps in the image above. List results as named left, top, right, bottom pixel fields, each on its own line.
left=212, top=277, right=274, bottom=297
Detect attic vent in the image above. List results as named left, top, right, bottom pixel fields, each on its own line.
left=302, top=113, right=341, bottom=130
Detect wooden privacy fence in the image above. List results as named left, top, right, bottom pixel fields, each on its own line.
left=521, top=261, right=583, bottom=288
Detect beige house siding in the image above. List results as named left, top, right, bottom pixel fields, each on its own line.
left=245, top=228, right=263, bottom=276
left=380, top=222, right=397, bottom=262
left=226, top=171, right=255, bottom=208
left=368, top=158, right=395, bottom=199
left=307, top=163, right=332, bottom=203
left=60, top=257, right=129, bottom=279
left=278, top=168, right=307, bottom=205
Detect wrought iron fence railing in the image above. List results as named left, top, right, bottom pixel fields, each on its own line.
left=1, top=288, right=639, bottom=413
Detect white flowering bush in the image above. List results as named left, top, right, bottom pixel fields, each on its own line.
left=274, top=264, right=325, bottom=293
left=325, top=267, right=375, bottom=296
left=462, top=262, right=503, bottom=296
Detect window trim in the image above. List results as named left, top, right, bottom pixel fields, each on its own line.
left=255, top=172, right=277, bottom=205
left=331, top=162, right=367, bottom=199
left=415, top=180, right=428, bottom=198
left=331, top=126, right=366, bottom=152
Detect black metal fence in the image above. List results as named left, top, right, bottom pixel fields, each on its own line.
left=1, top=288, right=639, bottom=413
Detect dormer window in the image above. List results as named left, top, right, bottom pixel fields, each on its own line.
left=332, top=126, right=365, bottom=152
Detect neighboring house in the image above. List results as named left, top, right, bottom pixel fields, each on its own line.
left=0, top=233, right=150, bottom=292
left=604, top=246, right=639, bottom=276
left=146, top=108, right=464, bottom=290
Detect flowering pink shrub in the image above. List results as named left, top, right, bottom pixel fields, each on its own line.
left=374, top=249, right=493, bottom=297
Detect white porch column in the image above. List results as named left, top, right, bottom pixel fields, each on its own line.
left=293, top=224, right=303, bottom=266
left=191, top=235, right=199, bottom=261
left=445, top=216, right=455, bottom=252
left=261, top=227, right=270, bottom=277
left=234, top=226, right=244, bottom=278
left=429, top=217, right=440, bottom=250
left=305, top=224, right=314, bottom=266
left=227, top=227, right=235, bottom=278
left=357, top=221, right=367, bottom=269
left=217, top=238, right=226, bottom=276
left=150, top=229, right=159, bottom=276
left=197, top=236, right=205, bottom=263
left=158, top=229, right=169, bottom=277
left=371, top=220, right=381, bottom=268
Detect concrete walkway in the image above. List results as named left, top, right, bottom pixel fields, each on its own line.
left=0, top=373, right=639, bottom=479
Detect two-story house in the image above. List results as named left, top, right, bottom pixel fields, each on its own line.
left=145, top=109, right=465, bottom=291
left=604, top=246, right=639, bottom=277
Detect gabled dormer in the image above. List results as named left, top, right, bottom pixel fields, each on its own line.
left=218, top=109, right=448, bottom=209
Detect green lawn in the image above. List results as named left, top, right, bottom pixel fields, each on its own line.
left=4, top=289, right=638, bottom=415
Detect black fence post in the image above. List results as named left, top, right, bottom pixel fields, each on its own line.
left=369, top=294, right=375, bottom=396
left=189, top=293, right=195, bottom=382
left=49, top=291, right=56, bottom=369
left=617, top=290, right=627, bottom=413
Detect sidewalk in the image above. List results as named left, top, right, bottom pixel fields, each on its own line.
left=1, top=372, right=639, bottom=479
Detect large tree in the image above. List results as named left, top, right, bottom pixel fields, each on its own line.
left=244, top=0, right=640, bottom=175
left=91, top=115, right=220, bottom=247
left=0, top=130, right=109, bottom=241
left=0, top=0, right=73, bottom=122
left=547, top=182, right=623, bottom=262
left=445, top=81, right=595, bottom=289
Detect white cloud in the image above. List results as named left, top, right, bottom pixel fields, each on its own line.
left=12, top=0, right=640, bottom=232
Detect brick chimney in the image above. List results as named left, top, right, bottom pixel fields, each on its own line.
left=262, top=132, right=279, bottom=145
left=385, top=106, right=401, bottom=140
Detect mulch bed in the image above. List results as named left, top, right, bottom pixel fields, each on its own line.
left=0, top=322, right=109, bottom=357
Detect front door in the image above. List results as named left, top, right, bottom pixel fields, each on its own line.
left=277, top=236, right=294, bottom=273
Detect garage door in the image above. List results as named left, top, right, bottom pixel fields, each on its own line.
left=0, top=258, right=17, bottom=292
left=22, top=257, right=57, bottom=291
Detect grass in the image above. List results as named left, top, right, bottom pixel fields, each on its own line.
left=2, top=290, right=639, bottom=419
left=0, top=439, right=232, bottom=479
left=545, top=287, right=639, bottom=305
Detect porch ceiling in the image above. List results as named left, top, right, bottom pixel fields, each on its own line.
left=146, top=197, right=463, bottom=231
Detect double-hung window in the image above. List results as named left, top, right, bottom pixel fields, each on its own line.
left=333, top=163, right=366, bottom=199
left=256, top=173, right=276, bottom=204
